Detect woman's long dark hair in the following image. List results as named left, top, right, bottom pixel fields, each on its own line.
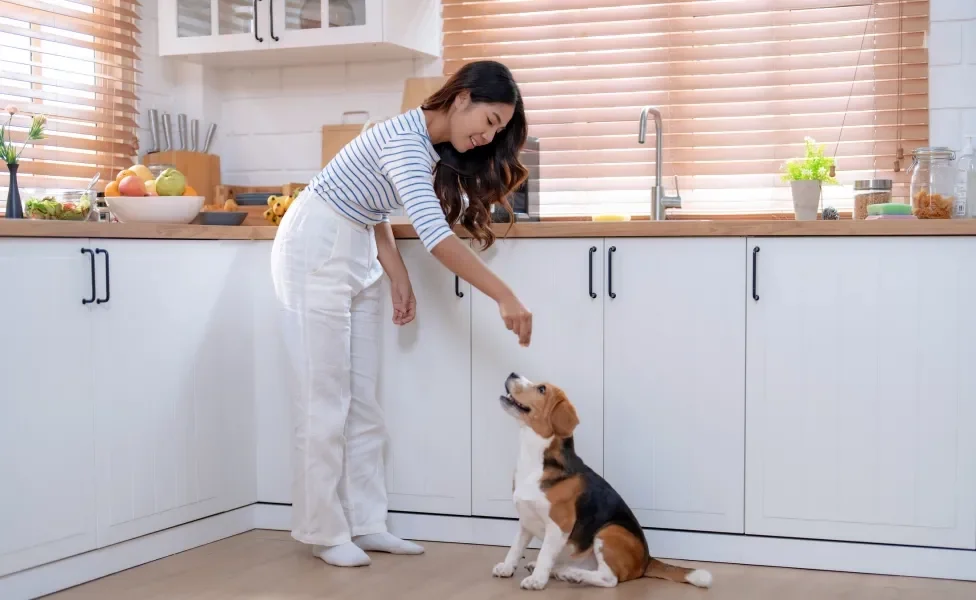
left=422, top=60, right=528, bottom=250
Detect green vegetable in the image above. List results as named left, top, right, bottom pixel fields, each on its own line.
left=24, top=193, right=91, bottom=221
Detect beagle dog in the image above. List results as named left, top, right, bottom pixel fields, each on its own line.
left=492, top=373, right=713, bottom=591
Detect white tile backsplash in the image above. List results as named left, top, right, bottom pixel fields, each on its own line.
left=929, top=21, right=963, bottom=66
left=930, top=0, right=976, bottom=151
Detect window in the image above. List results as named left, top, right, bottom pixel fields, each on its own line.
left=443, top=0, right=927, bottom=217
left=1, top=0, right=140, bottom=209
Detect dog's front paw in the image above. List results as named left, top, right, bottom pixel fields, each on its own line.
left=492, top=562, right=516, bottom=578
left=520, top=573, right=549, bottom=591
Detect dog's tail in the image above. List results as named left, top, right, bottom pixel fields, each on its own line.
left=644, top=557, right=712, bottom=588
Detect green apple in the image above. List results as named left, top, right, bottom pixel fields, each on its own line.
left=155, top=168, right=186, bottom=196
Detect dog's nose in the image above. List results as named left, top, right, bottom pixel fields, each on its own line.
left=508, top=372, right=519, bottom=380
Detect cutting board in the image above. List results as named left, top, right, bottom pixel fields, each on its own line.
left=401, top=76, right=446, bottom=111
left=143, top=150, right=221, bottom=206
left=321, top=123, right=368, bottom=168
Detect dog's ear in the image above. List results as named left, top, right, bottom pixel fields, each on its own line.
left=549, top=390, right=579, bottom=438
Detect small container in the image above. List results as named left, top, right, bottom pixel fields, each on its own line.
left=22, top=189, right=94, bottom=221
left=909, top=147, right=956, bottom=219
left=148, top=163, right=176, bottom=179
left=852, top=179, right=892, bottom=220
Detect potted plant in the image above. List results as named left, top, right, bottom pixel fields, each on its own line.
left=1, top=105, right=47, bottom=219
left=781, top=137, right=837, bottom=221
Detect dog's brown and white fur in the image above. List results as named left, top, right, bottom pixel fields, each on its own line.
left=492, top=373, right=713, bottom=591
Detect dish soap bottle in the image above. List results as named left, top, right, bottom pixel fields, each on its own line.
left=958, top=135, right=975, bottom=217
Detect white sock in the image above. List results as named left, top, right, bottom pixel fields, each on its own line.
left=313, top=542, right=371, bottom=567
left=353, top=532, right=425, bottom=555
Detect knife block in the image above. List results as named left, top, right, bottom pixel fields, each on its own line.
left=142, top=150, right=221, bottom=206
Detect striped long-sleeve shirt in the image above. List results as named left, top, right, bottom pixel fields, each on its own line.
left=307, top=107, right=454, bottom=251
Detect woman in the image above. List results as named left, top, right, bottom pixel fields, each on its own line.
left=270, top=60, right=532, bottom=568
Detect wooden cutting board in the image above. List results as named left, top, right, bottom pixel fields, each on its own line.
left=321, top=123, right=367, bottom=168
left=401, top=77, right=446, bottom=111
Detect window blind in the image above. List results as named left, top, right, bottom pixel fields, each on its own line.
left=443, top=0, right=928, bottom=217
left=1, top=0, right=140, bottom=207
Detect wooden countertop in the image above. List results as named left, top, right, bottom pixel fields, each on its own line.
left=6, top=217, right=976, bottom=240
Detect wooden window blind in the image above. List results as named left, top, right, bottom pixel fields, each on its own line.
left=443, top=0, right=928, bottom=217
left=1, top=0, right=140, bottom=206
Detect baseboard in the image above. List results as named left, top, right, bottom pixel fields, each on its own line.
left=254, top=504, right=976, bottom=582
left=0, top=506, right=255, bottom=600
left=5, top=503, right=975, bottom=600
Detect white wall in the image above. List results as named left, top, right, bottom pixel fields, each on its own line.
left=929, top=0, right=976, bottom=151
left=139, top=0, right=976, bottom=186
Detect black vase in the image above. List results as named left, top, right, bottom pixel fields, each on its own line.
left=5, top=162, right=23, bottom=219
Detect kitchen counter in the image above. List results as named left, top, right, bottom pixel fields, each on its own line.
left=6, top=217, right=976, bottom=240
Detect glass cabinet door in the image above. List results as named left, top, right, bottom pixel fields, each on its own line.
left=218, top=0, right=259, bottom=36
left=282, top=0, right=367, bottom=32
left=176, top=0, right=212, bottom=38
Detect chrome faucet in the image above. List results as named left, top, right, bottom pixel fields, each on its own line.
left=638, top=106, right=681, bottom=220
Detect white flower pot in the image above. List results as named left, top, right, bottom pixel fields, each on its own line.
left=790, top=180, right=822, bottom=221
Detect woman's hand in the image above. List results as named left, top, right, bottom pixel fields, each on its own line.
left=498, top=293, right=532, bottom=346
left=390, top=277, right=417, bottom=326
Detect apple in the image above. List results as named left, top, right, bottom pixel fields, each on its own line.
left=129, top=164, right=154, bottom=182
left=144, top=180, right=157, bottom=195
left=118, top=175, right=147, bottom=197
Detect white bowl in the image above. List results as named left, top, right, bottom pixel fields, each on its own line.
left=106, top=195, right=205, bottom=224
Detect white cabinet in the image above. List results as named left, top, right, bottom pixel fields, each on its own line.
left=90, top=240, right=256, bottom=547
left=377, top=241, right=472, bottom=515
left=602, top=238, right=747, bottom=534
left=471, top=239, right=606, bottom=518
left=744, top=237, right=976, bottom=549
left=159, top=0, right=440, bottom=64
left=0, top=240, right=97, bottom=576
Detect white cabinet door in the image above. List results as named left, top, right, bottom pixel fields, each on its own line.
left=471, top=239, right=605, bottom=518
left=745, top=237, right=976, bottom=549
left=252, top=242, right=293, bottom=504
left=91, top=240, right=256, bottom=547
left=159, top=0, right=267, bottom=57
left=603, top=238, right=747, bottom=534
left=378, top=241, right=472, bottom=515
left=0, top=240, right=97, bottom=576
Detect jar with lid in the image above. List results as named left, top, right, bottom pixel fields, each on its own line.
left=909, top=147, right=957, bottom=219
left=853, top=179, right=892, bottom=220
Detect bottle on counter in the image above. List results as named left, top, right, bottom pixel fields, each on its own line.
left=959, top=136, right=976, bottom=218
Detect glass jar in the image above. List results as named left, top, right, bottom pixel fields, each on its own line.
left=852, top=179, right=892, bottom=220
left=909, top=147, right=956, bottom=219
left=148, top=163, right=175, bottom=179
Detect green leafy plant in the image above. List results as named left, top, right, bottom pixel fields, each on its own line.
left=0, top=105, right=46, bottom=166
left=780, top=137, right=837, bottom=184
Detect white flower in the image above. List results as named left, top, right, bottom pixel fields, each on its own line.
left=4, top=105, right=17, bottom=116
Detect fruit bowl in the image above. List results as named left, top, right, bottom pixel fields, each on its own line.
left=106, top=195, right=205, bottom=224
left=22, top=189, right=93, bottom=221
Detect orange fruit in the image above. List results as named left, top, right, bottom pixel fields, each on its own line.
left=104, top=181, right=121, bottom=197
left=116, top=168, right=136, bottom=182
left=183, top=185, right=198, bottom=196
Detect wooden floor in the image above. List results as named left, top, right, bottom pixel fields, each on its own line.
left=48, top=530, right=976, bottom=600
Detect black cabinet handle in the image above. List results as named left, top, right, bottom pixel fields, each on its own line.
left=253, top=0, right=264, bottom=42
left=81, top=248, right=96, bottom=305
left=588, top=246, right=597, bottom=298
left=455, top=275, right=464, bottom=298
left=269, top=0, right=279, bottom=41
left=96, top=248, right=110, bottom=304
left=752, top=246, right=760, bottom=302
left=607, top=246, right=617, bottom=299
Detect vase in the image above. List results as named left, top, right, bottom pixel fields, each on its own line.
left=5, top=162, right=23, bottom=219
left=790, top=180, right=822, bottom=221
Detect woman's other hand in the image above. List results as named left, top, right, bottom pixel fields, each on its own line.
left=498, top=293, right=532, bottom=346
left=390, top=277, right=416, bottom=326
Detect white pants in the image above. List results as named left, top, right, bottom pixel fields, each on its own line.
left=270, top=192, right=388, bottom=547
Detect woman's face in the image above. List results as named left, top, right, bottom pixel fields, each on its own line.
left=449, top=91, right=515, bottom=153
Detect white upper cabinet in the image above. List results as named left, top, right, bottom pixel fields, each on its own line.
left=744, top=237, right=976, bottom=549
left=602, top=238, right=747, bottom=534
left=159, top=0, right=440, bottom=64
